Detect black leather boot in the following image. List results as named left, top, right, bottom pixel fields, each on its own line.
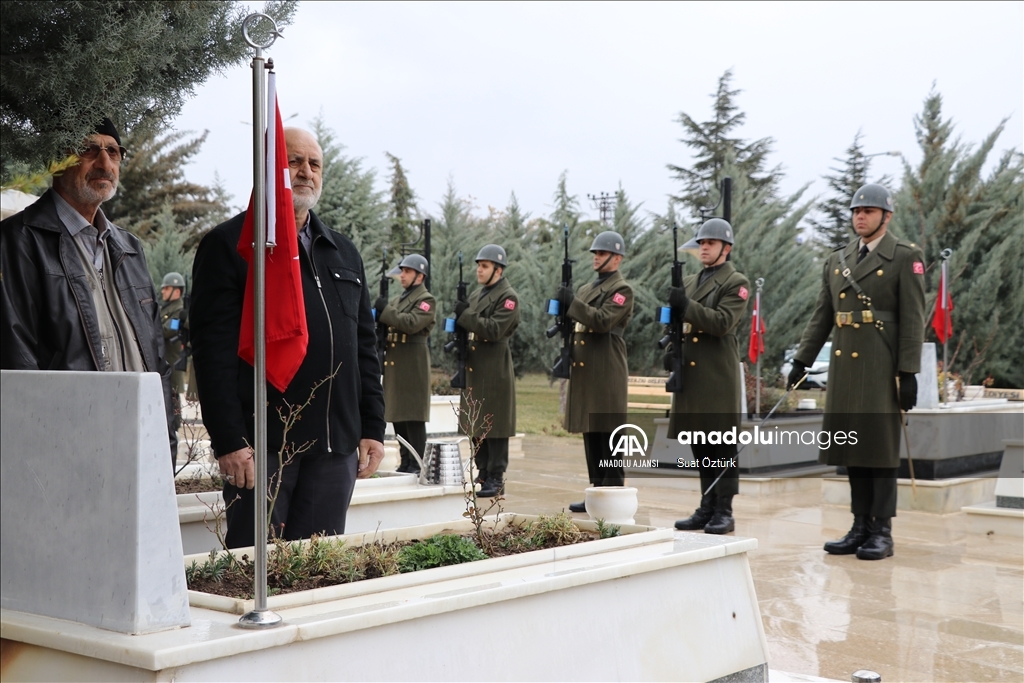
left=474, top=469, right=488, bottom=485
left=568, top=501, right=587, bottom=513
left=824, top=515, right=870, bottom=555
left=856, top=517, right=894, bottom=560
left=705, top=495, right=735, bottom=534
left=477, top=475, right=505, bottom=498
left=675, top=495, right=715, bottom=531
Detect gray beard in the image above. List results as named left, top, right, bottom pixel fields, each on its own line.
left=292, top=187, right=320, bottom=214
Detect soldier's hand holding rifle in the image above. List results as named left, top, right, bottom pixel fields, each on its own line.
left=373, top=296, right=388, bottom=315
left=668, top=281, right=688, bottom=309
left=557, top=285, right=575, bottom=309
left=454, top=299, right=469, bottom=317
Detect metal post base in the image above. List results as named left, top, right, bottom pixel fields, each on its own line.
left=238, top=609, right=283, bottom=629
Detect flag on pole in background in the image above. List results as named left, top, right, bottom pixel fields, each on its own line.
left=237, top=71, right=307, bottom=392
left=748, top=290, right=765, bottom=364
left=931, top=259, right=954, bottom=343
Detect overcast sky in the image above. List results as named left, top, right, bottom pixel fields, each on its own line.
left=174, top=1, right=1023, bottom=226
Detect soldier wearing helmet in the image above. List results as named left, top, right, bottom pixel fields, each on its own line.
left=558, top=231, right=634, bottom=513
left=668, top=217, right=750, bottom=535
left=374, top=254, right=436, bottom=474
left=160, top=272, right=188, bottom=397
left=454, top=244, right=520, bottom=497
left=789, top=183, right=925, bottom=561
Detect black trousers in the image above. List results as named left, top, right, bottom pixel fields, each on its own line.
left=223, top=449, right=358, bottom=549
left=584, top=432, right=625, bottom=487
left=475, top=437, right=509, bottom=478
left=393, top=421, right=426, bottom=471
left=847, top=466, right=898, bottom=518
left=690, top=442, right=739, bottom=499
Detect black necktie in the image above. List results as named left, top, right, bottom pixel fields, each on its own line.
left=857, top=245, right=869, bottom=263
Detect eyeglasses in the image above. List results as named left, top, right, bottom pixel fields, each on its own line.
left=77, top=143, right=126, bottom=163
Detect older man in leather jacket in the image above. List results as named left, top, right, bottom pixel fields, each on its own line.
left=0, top=119, right=177, bottom=463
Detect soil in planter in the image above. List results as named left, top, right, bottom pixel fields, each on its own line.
left=187, top=513, right=616, bottom=599
left=176, top=477, right=224, bottom=495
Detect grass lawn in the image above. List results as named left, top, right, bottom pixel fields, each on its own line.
left=515, top=373, right=578, bottom=437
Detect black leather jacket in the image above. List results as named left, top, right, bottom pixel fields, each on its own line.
left=190, top=211, right=385, bottom=458
left=0, top=190, right=176, bottom=455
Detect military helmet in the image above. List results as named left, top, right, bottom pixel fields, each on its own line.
left=387, top=253, right=428, bottom=277
left=850, top=183, right=894, bottom=212
left=161, top=272, right=185, bottom=289
left=589, top=230, right=626, bottom=256
left=475, top=244, right=508, bottom=267
left=694, top=218, right=734, bottom=245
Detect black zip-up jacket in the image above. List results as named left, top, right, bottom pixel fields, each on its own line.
left=190, top=211, right=385, bottom=458
left=1, top=190, right=176, bottom=457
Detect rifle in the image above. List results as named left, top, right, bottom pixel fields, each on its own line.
left=443, top=252, right=468, bottom=389
left=374, top=247, right=389, bottom=368
left=170, top=275, right=190, bottom=372
left=659, top=222, right=685, bottom=392
left=546, top=224, right=573, bottom=379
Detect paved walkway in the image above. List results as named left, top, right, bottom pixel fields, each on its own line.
left=500, top=435, right=1023, bottom=683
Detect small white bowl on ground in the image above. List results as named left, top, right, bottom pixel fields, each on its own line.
left=585, top=486, right=639, bottom=525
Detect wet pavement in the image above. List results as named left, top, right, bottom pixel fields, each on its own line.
left=500, top=435, right=1024, bottom=683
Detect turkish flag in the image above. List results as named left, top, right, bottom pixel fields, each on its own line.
left=237, top=72, right=308, bottom=392
left=931, top=260, right=954, bottom=343
left=748, top=291, right=765, bottom=364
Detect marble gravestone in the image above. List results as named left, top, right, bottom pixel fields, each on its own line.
left=0, top=370, right=190, bottom=634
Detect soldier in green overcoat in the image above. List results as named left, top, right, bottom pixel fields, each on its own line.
left=790, top=184, right=925, bottom=561
left=559, top=231, right=634, bottom=513
left=160, top=272, right=187, bottom=396
left=376, top=254, right=436, bottom=474
left=668, top=219, right=750, bottom=535
left=456, top=244, right=520, bottom=497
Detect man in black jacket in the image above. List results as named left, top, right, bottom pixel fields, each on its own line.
left=0, top=119, right=176, bottom=462
left=190, top=128, right=385, bottom=549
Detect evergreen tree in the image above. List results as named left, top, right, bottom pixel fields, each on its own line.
left=890, top=89, right=1023, bottom=386
left=103, top=126, right=233, bottom=246
left=141, top=205, right=196, bottom=290
left=667, top=69, right=781, bottom=213
left=310, top=116, right=389, bottom=255
left=808, top=132, right=892, bottom=252
left=1, top=0, right=297, bottom=175
left=385, top=153, right=418, bottom=253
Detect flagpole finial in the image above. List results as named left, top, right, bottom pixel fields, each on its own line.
left=940, top=248, right=952, bottom=260
left=755, top=277, right=764, bottom=291
left=242, top=13, right=283, bottom=52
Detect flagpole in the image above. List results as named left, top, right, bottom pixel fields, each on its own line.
left=754, top=278, right=764, bottom=417
left=940, top=248, right=952, bottom=404
left=240, top=13, right=283, bottom=630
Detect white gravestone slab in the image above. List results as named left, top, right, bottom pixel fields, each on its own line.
left=917, top=342, right=939, bottom=409
left=0, top=370, right=190, bottom=634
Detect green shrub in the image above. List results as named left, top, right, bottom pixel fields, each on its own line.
left=397, top=534, right=487, bottom=573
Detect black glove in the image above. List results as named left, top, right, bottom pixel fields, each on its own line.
left=787, top=360, right=808, bottom=390
left=668, top=285, right=688, bottom=309
left=373, top=297, right=388, bottom=316
left=557, top=285, right=575, bottom=309
left=454, top=300, right=469, bottom=317
left=898, top=372, right=917, bottom=412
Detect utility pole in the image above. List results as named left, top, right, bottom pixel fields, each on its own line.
left=587, top=192, right=614, bottom=226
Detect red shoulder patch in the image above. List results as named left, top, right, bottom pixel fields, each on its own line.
left=612, top=292, right=626, bottom=306
left=503, top=298, right=516, bottom=310
left=738, top=286, right=749, bottom=301
left=912, top=261, right=925, bottom=275
left=418, top=300, right=431, bottom=312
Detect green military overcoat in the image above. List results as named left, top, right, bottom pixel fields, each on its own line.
left=457, top=277, right=520, bottom=438
left=563, top=270, right=634, bottom=433
left=795, top=231, right=925, bottom=468
left=161, top=297, right=186, bottom=395
left=669, top=261, right=750, bottom=435
left=379, top=283, right=436, bottom=422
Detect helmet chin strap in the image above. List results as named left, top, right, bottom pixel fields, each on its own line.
left=594, top=253, right=613, bottom=273
left=483, top=264, right=500, bottom=287
left=859, top=211, right=889, bottom=242
left=702, top=242, right=726, bottom=268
